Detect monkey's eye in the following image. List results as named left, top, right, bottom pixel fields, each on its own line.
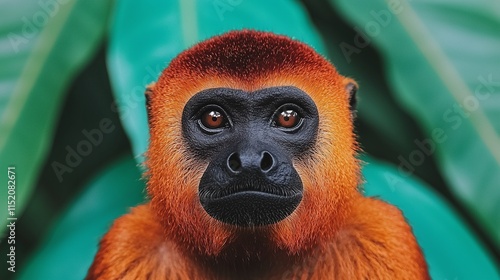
left=277, top=110, right=299, bottom=128
left=197, top=106, right=230, bottom=133
left=202, top=110, right=224, bottom=128
left=272, top=105, right=303, bottom=131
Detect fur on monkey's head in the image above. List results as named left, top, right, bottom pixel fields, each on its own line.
left=146, top=30, right=360, bottom=257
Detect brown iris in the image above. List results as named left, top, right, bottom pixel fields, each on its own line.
left=201, top=110, right=225, bottom=129
left=277, top=109, right=300, bottom=128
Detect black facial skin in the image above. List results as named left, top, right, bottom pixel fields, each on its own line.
left=181, top=86, right=319, bottom=227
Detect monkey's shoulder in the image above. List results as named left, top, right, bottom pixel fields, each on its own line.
left=325, top=197, right=429, bottom=279
left=86, top=204, right=196, bottom=280
left=350, top=196, right=415, bottom=234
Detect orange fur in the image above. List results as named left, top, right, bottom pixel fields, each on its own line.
left=87, top=30, right=428, bottom=279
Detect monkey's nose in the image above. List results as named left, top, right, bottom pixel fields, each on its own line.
left=226, top=151, right=275, bottom=174
left=259, top=151, right=274, bottom=172
left=227, top=152, right=242, bottom=173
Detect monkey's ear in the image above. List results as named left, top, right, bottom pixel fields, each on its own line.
left=145, top=82, right=156, bottom=125
left=344, top=79, right=358, bottom=118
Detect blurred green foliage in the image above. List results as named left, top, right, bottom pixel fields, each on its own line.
left=0, top=0, right=113, bottom=235
left=332, top=0, right=500, bottom=250
left=0, top=0, right=499, bottom=279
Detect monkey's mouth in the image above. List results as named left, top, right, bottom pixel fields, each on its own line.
left=197, top=154, right=304, bottom=227
left=201, top=179, right=301, bottom=199
left=199, top=188, right=302, bottom=227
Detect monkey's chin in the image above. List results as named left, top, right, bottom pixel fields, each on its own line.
left=200, top=191, right=302, bottom=227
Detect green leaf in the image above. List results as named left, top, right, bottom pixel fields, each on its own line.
left=330, top=0, right=500, bottom=247
left=18, top=154, right=145, bottom=280
left=0, top=0, right=114, bottom=229
left=362, top=156, right=499, bottom=279
left=107, top=0, right=326, bottom=163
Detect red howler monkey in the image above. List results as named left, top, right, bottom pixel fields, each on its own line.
left=87, top=30, right=429, bottom=279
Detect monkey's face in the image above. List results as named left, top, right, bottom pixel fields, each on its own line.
left=146, top=30, right=360, bottom=255
left=182, top=86, right=319, bottom=227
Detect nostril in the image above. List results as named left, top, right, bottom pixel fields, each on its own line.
left=227, top=153, right=242, bottom=173
left=260, top=151, right=274, bottom=172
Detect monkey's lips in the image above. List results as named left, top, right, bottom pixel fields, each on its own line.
left=199, top=189, right=302, bottom=227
